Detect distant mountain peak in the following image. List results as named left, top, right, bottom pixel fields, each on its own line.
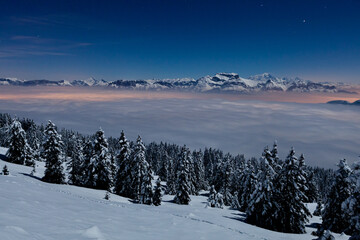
left=0, top=72, right=351, bottom=94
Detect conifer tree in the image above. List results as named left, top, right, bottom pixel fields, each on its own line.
left=219, top=154, right=233, bottom=206
left=6, top=118, right=33, bottom=165
left=66, top=134, right=84, bottom=185
left=230, top=191, right=241, bottom=210
left=2, top=165, right=9, bottom=175
left=317, top=230, right=335, bottom=240
left=104, top=191, right=110, bottom=200
left=158, top=150, right=169, bottom=180
left=207, top=185, right=224, bottom=208
left=193, top=150, right=207, bottom=192
left=114, top=130, right=133, bottom=197
left=321, top=159, right=352, bottom=234
left=246, top=157, right=277, bottom=229
left=188, top=154, right=197, bottom=195
left=92, top=128, right=112, bottom=190
left=270, top=141, right=281, bottom=172
left=298, top=153, right=310, bottom=202
left=42, top=121, right=65, bottom=184
left=174, top=146, right=191, bottom=205
left=153, top=178, right=162, bottom=206
left=81, top=139, right=95, bottom=188
left=313, top=200, right=322, bottom=217
left=239, top=160, right=257, bottom=211
left=272, top=147, right=311, bottom=233
left=341, top=159, right=360, bottom=238
left=165, top=154, right=177, bottom=194
left=131, top=135, right=147, bottom=201
left=139, top=157, right=153, bottom=205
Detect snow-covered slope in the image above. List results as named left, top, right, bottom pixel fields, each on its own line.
left=0, top=72, right=351, bottom=93
left=0, top=158, right=348, bottom=240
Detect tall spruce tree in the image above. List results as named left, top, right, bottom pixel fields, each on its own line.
left=342, top=159, right=360, bottom=238
left=219, top=154, right=233, bottom=206
left=91, top=128, right=112, bottom=190
left=66, top=134, right=84, bottom=185
left=321, top=159, right=352, bottom=234
left=272, top=148, right=311, bottom=233
left=42, top=121, right=65, bottom=184
left=193, top=150, right=207, bottom=192
left=239, top=160, right=257, bottom=211
left=131, top=135, right=147, bottom=201
left=153, top=178, right=162, bottom=206
left=114, top=130, right=133, bottom=197
left=246, top=156, right=277, bottom=230
left=270, top=141, right=282, bottom=172
left=165, top=154, right=177, bottom=194
left=174, top=146, right=191, bottom=205
left=81, top=138, right=95, bottom=188
left=139, top=159, right=153, bottom=205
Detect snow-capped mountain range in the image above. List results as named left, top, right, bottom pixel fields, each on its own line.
left=0, top=73, right=353, bottom=93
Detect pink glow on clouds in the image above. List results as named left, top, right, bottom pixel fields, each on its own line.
left=0, top=86, right=359, bottom=104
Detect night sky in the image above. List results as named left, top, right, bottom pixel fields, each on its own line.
left=0, top=0, right=359, bottom=82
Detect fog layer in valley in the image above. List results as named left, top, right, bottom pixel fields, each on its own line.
left=1, top=86, right=359, bottom=168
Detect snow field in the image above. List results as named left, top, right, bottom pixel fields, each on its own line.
left=0, top=159, right=349, bottom=240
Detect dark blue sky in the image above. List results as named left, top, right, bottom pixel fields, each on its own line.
left=0, top=0, right=359, bottom=82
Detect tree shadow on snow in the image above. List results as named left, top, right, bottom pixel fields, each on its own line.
left=20, top=172, right=42, bottom=181
left=306, top=222, right=320, bottom=229
left=223, top=212, right=246, bottom=223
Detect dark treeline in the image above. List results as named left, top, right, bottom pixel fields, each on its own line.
left=2, top=113, right=360, bottom=239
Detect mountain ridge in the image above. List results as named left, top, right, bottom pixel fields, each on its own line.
left=0, top=72, right=355, bottom=93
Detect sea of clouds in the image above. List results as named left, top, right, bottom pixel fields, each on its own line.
left=1, top=89, right=359, bottom=168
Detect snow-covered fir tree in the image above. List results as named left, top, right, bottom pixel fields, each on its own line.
left=153, top=178, right=162, bottom=206
left=42, top=121, right=65, bottom=184
left=139, top=153, right=153, bottom=205
left=6, top=118, right=34, bottom=166
left=66, top=134, right=84, bottom=185
left=192, top=150, right=207, bottom=192
left=317, top=230, right=335, bottom=240
left=207, top=185, right=224, bottom=208
left=305, top=171, right=319, bottom=203
left=81, top=139, right=95, bottom=188
left=313, top=200, right=323, bottom=217
left=218, top=154, right=233, bottom=206
left=272, top=147, right=311, bottom=233
left=246, top=156, right=277, bottom=230
left=174, top=146, right=191, bottom=205
left=104, top=191, right=110, bottom=200
left=130, top=135, right=150, bottom=202
left=91, top=128, right=112, bottom=190
left=270, top=141, right=282, bottom=172
left=341, top=159, right=360, bottom=238
left=187, top=153, right=198, bottom=195
left=321, top=159, right=352, bottom=234
left=165, top=153, right=177, bottom=194
left=0, top=113, right=12, bottom=147
left=114, top=130, right=133, bottom=197
left=298, top=153, right=311, bottom=202
left=157, top=149, right=169, bottom=180
left=239, top=160, right=257, bottom=211
left=2, top=165, right=9, bottom=175
left=230, top=191, right=241, bottom=210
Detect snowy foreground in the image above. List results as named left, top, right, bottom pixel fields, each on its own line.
left=0, top=158, right=348, bottom=240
